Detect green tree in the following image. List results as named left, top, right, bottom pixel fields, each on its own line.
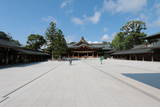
left=125, top=32, right=146, bottom=49
left=112, top=32, right=126, bottom=50
left=121, top=20, right=146, bottom=33
left=52, top=29, right=67, bottom=59
left=46, top=22, right=67, bottom=59
left=112, top=20, right=147, bottom=50
left=26, top=34, right=46, bottom=50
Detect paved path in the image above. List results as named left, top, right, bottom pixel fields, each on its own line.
left=0, top=59, right=160, bottom=107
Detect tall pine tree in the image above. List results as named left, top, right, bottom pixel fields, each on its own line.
left=46, top=22, right=67, bottom=59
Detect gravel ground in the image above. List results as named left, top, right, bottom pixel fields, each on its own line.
left=0, top=59, right=160, bottom=107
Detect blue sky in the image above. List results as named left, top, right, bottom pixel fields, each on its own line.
left=0, top=0, right=160, bottom=44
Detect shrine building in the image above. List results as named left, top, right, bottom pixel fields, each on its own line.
left=65, top=37, right=112, bottom=58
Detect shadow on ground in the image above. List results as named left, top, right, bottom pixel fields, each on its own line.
left=0, top=62, right=43, bottom=69
left=123, top=73, right=160, bottom=89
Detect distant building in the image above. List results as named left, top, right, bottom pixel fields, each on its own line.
left=0, top=38, right=50, bottom=66
left=63, top=37, right=112, bottom=58
left=112, top=33, right=160, bottom=61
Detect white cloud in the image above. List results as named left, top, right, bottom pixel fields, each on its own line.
left=145, top=2, right=160, bottom=28
left=71, top=0, right=147, bottom=25
left=152, top=3, right=160, bottom=27
left=103, top=27, right=108, bottom=32
left=66, top=9, right=73, bottom=14
left=101, top=32, right=116, bottom=42
left=61, top=0, right=73, bottom=8
left=71, top=17, right=84, bottom=25
left=88, top=41, right=102, bottom=43
left=101, top=34, right=110, bottom=41
left=154, top=3, right=160, bottom=16
left=156, top=20, right=160, bottom=27
left=87, top=11, right=101, bottom=24
left=111, top=32, right=117, bottom=39
left=71, top=11, right=101, bottom=25
left=41, top=16, right=57, bottom=23
left=151, top=18, right=160, bottom=27
left=66, top=35, right=74, bottom=43
left=139, top=14, right=148, bottom=21
left=103, top=0, right=147, bottom=13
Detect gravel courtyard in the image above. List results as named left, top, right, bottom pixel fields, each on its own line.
left=0, top=59, right=160, bottom=107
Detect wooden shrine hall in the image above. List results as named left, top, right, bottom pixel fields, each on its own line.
left=0, top=38, right=50, bottom=66
left=65, top=37, right=112, bottom=58
left=112, top=33, right=160, bottom=61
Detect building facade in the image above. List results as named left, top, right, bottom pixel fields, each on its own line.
left=64, top=37, right=112, bottom=58
left=0, top=38, right=50, bottom=66
left=112, top=33, right=160, bottom=61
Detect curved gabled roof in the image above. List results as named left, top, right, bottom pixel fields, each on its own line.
left=74, top=36, right=89, bottom=46
left=67, top=37, right=112, bottom=50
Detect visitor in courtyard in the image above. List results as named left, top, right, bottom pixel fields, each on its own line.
left=100, top=56, right=104, bottom=64
left=69, top=58, right=72, bottom=65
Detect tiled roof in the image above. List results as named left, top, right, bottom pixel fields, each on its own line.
left=0, top=39, right=49, bottom=56
left=112, top=48, right=153, bottom=55
left=68, top=43, right=112, bottom=50
left=0, top=39, right=19, bottom=48
left=16, top=48, right=49, bottom=55
left=144, top=33, right=160, bottom=39
left=67, top=37, right=112, bottom=50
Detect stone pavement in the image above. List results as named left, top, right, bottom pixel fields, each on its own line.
left=0, top=59, right=160, bottom=107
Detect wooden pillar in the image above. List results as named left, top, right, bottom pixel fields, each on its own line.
left=72, top=53, right=74, bottom=58
left=16, top=55, right=18, bottom=63
left=30, top=55, right=32, bottom=62
left=6, top=48, right=9, bottom=65
left=142, top=56, right=144, bottom=61
left=10, top=51, right=13, bottom=63
left=25, top=55, right=27, bottom=63
left=152, top=55, right=154, bottom=62
left=135, top=55, right=137, bottom=60
left=129, top=55, right=131, bottom=60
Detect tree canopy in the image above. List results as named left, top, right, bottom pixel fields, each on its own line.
left=112, top=32, right=126, bottom=50
left=112, top=20, right=147, bottom=50
left=121, top=20, right=146, bottom=33
left=46, top=21, right=67, bottom=59
left=26, top=34, right=46, bottom=50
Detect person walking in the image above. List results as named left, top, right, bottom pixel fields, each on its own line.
left=100, top=56, right=104, bottom=64
left=69, top=58, right=72, bottom=65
